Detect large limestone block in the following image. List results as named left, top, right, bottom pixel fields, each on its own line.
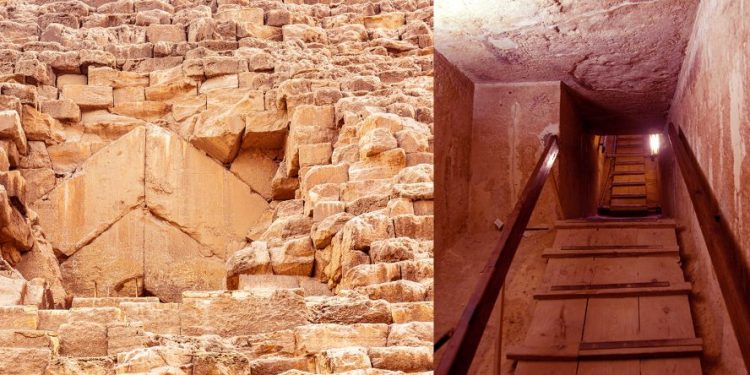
left=368, top=346, right=432, bottom=372
left=15, top=236, right=67, bottom=307
left=0, top=306, right=38, bottom=329
left=88, top=67, right=149, bottom=88
left=32, top=127, right=146, bottom=256
left=230, top=148, right=278, bottom=199
left=119, top=301, right=180, bottom=335
left=61, top=85, right=113, bottom=109
left=315, top=347, right=372, bottom=373
left=81, top=110, right=146, bottom=140
left=0, top=110, right=28, bottom=155
left=0, top=348, right=51, bottom=375
left=242, top=110, right=288, bottom=149
left=190, top=110, right=244, bottom=164
left=0, top=275, right=25, bottom=305
left=146, top=125, right=269, bottom=259
left=59, top=208, right=144, bottom=298
left=294, top=323, right=388, bottom=355
left=143, top=213, right=226, bottom=302
left=180, top=289, right=308, bottom=336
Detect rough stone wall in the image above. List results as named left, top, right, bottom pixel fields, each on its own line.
left=0, top=0, right=435, bottom=373
left=664, top=0, right=749, bottom=373
left=435, top=81, right=564, bottom=374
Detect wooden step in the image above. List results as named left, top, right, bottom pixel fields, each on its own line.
left=554, top=219, right=676, bottom=229
left=508, top=338, right=703, bottom=361
left=611, top=193, right=647, bottom=199
left=543, top=246, right=679, bottom=258
left=534, top=281, right=692, bottom=299
left=612, top=170, right=646, bottom=176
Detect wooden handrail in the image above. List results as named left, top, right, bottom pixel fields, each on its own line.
left=435, top=135, right=560, bottom=375
left=666, top=123, right=750, bottom=369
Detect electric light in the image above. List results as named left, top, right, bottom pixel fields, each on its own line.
left=649, top=134, right=660, bottom=156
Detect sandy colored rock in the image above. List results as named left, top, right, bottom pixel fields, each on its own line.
left=295, top=323, right=388, bottom=355
left=230, top=148, right=277, bottom=199
left=146, top=125, right=269, bottom=259
left=0, top=348, right=51, bottom=375
left=180, top=289, right=308, bottom=336
left=32, top=127, right=146, bottom=256
left=61, top=85, right=113, bottom=109
left=143, top=212, right=226, bottom=302
left=0, top=110, right=28, bottom=155
left=315, top=347, right=371, bottom=373
left=306, top=295, right=391, bottom=324
left=368, top=346, right=431, bottom=372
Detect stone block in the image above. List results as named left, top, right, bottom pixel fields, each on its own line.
left=0, top=276, right=25, bottom=306
left=387, top=322, right=432, bottom=346
left=230, top=148, right=277, bottom=199
left=0, top=110, right=28, bottom=155
left=119, top=301, right=180, bottom=335
left=59, top=321, right=108, bottom=357
left=61, top=85, right=113, bottom=109
left=0, top=305, right=38, bottom=329
left=294, top=323, right=388, bottom=355
left=88, top=67, right=149, bottom=88
left=390, top=302, right=432, bottom=324
left=243, top=110, right=288, bottom=149
left=306, top=295, right=391, bottom=324
left=40, top=99, right=81, bottom=122
left=368, top=346, right=431, bottom=372
left=0, top=348, right=51, bottom=375
left=315, top=347, right=371, bottom=373
left=146, top=24, right=186, bottom=43
left=180, top=289, right=308, bottom=336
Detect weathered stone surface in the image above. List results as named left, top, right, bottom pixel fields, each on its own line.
left=180, top=289, right=307, bottom=336
left=368, top=346, right=432, bottom=372
left=0, top=348, right=51, bottom=375
left=143, top=212, right=226, bottom=302
left=0, top=275, right=25, bottom=305
left=60, top=208, right=144, bottom=298
left=61, top=85, right=113, bottom=109
left=230, top=148, right=277, bottom=200
left=146, top=125, right=269, bottom=259
left=315, top=347, right=371, bottom=373
left=306, top=295, right=391, bottom=324
left=295, top=323, right=388, bottom=355
left=32, top=127, right=146, bottom=256
left=59, top=321, right=108, bottom=357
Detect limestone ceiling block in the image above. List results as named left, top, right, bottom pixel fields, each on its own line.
left=143, top=213, right=225, bottom=303
left=32, top=126, right=146, bottom=256
left=59, top=207, right=145, bottom=298
left=146, top=125, right=269, bottom=259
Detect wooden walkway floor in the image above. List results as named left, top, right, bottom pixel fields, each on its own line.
left=508, top=219, right=702, bottom=374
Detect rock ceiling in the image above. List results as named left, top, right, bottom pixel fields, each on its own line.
left=435, top=0, right=699, bottom=132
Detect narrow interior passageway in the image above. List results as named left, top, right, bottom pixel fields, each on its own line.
left=436, top=1, right=750, bottom=373
left=504, top=128, right=702, bottom=373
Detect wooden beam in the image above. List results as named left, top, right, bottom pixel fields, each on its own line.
left=435, top=136, right=560, bottom=375
left=667, top=123, right=750, bottom=370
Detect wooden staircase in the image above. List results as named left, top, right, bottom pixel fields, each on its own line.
left=599, top=135, right=660, bottom=216
left=508, top=219, right=702, bottom=374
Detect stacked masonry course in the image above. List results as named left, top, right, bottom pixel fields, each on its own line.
left=0, top=0, right=434, bottom=373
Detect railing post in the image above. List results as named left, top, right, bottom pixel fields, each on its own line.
left=435, top=136, right=559, bottom=375
left=666, top=123, right=750, bottom=369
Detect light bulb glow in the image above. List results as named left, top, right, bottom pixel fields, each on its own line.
left=649, top=134, right=660, bottom=155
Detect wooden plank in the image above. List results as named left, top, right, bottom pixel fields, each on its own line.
left=668, top=123, right=750, bottom=367
left=611, top=198, right=647, bottom=207
left=578, top=360, right=639, bottom=375
left=638, top=296, right=696, bottom=340
left=614, top=164, right=645, bottom=173
left=591, top=257, right=684, bottom=285
left=613, top=174, right=645, bottom=184
left=516, top=361, right=578, bottom=375
left=612, top=185, right=646, bottom=196
left=534, top=282, right=692, bottom=300
left=542, top=258, right=594, bottom=287
left=640, top=358, right=702, bottom=374
left=522, top=299, right=588, bottom=347
left=542, top=247, right=679, bottom=258
left=553, top=227, right=678, bottom=248
left=583, top=298, right=640, bottom=342
left=508, top=341, right=702, bottom=361
left=554, top=219, right=676, bottom=229
left=580, top=338, right=702, bottom=350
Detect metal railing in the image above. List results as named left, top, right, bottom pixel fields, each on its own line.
left=435, top=135, right=560, bottom=375
left=666, top=123, right=750, bottom=369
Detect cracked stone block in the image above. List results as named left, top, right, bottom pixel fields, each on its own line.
left=32, top=126, right=146, bottom=256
